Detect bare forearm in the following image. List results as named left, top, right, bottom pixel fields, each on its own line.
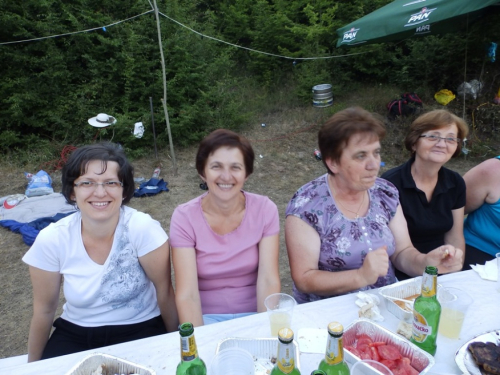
left=157, top=286, right=179, bottom=333
left=391, top=247, right=427, bottom=277
left=175, top=296, right=204, bottom=327
left=293, top=268, right=373, bottom=297
left=256, top=277, right=281, bottom=312
left=27, top=312, right=56, bottom=362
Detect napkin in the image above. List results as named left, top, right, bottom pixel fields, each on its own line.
left=355, top=291, right=384, bottom=322
left=470, top=258, right=498, bottom=281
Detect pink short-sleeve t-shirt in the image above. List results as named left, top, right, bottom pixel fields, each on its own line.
left=170, top=191, right=279, bottom=314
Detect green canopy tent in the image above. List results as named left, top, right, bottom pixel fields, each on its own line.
left=336, top=0, right=500, bottom=48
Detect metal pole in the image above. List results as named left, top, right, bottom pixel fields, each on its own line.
left=149, top=97, right=158, bottom=160
left=152, top=0, right=177, bottom=175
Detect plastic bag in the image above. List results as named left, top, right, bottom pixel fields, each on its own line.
left=25, top=170, right=54, bottom=197
left=434, top=89, right=455, bottom=106
left=457, top=79, right=483, bottom=100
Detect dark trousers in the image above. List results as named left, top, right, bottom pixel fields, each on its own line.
left=41, top=315, right=166, bottom=360
left=462, top=244, right=495, bottom=271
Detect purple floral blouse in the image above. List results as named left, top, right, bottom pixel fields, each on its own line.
left=285, top=174, right=399, bottom=304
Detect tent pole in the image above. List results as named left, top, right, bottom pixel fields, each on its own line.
left=462, top=14, right=469, bottom=120
left=152, top=0, right=177, bottom=176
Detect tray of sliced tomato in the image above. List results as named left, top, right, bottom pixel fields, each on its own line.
left=343, top=319, right=434, bottom=375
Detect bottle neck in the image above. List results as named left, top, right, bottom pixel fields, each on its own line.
left=421, top=271, right=438, bottom=298
left=324, top=333, right=345, bottom=365
left=276, top=340, right=297, bottom=374
left=179, top=332, right=199, bottom=362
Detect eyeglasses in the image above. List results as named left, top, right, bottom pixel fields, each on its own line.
left=74, top=181, right=123, bottom=190
left=419, top=134, right=461, bottom=145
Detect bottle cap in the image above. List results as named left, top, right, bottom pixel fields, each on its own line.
left=277, top=327, right=294, bottom=342
left=327, top=322, right=344, bottom=336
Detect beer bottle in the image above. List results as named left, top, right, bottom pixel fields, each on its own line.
left=311, top=371, right=327, bottom=375
left=271, top=328, right=301, bottom=375
left=411, top=266, right=441, bottom=356
left=318, top=322, right=350, bottom=375
left=176, top=322, right=207, bottom=375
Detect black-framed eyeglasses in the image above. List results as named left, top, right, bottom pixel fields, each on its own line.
left=74, top=181, right=123, bottom=190
left=419, top=134, right=461, bottom=145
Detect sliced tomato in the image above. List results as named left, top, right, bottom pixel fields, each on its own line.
left=359, top=347, right=372, bottom=360
left=400, top=357, right=411, bottom=365
left=370, top=346, right=380, bottom=361
left=391, top=367, right=408, bottom=375
left=356, top=337, right=373, bottom=347
left=369, top=341, right=387, bottom=347
left=356, top=334, right=373, bottom=341
left=345, top=346, right=361, bottom=358
left=378, top=344, right=402, bottom=361
left=356, top=343, right=370, bottom=352
left=380, top=359, right=397, bottom=370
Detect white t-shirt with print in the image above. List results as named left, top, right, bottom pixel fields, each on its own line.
left=23, top=206, right=168, bottom=327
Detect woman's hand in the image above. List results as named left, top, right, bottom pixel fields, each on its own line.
left=424, top=245, right=464, bottom=274
left=358, top=246, right=390, bottom=285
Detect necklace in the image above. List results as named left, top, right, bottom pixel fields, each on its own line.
left=331, top=184, right=366, bottom=219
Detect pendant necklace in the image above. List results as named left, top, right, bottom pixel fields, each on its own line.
left=331, top=185, right=366, bottom=219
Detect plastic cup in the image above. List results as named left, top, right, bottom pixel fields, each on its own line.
left=210, top=347, right=255, bottom=375
left=264, top=293, right=297, bottom=336
left=437, top=287, right=473, bottom=339
left=351, top=360, right=394, bottom=375
left=496, top=253, right=500, bottom=293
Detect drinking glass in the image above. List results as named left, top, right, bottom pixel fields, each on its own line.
left=210, top=347, right=255, bottom=375
left=264, top=293, right=296, bottom=336
left=350, top=360, right=393, bottom=375
left=437, top=287, right=473, bottom=339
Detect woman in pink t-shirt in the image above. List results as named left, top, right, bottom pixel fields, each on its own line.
left=170, top=129, right=281, bottom=326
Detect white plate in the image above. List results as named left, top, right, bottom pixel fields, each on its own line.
left=455, top=329, right=500, bottom=374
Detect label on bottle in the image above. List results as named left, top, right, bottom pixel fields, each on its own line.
left=421, top=271, right=437, bottom=298
left=412, top=311, right=432, bottom=343
left=180, top=334, right=198, bottom=361
left=324, top=335, right=344, bottom=365
left=277, top=345, right=295, bottom=374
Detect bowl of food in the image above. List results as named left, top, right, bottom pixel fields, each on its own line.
left=378, top=278, right=441, bottom=322
left=343, top=319, right=434, bottom=375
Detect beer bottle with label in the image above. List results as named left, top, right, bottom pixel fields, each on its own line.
left=411, top=266, right=441, bottom=356
left=271, top=328, right=301, bottom=375
left=318, top=322, right=350, bottom=375
left=176, top=322, right=207, bottom=375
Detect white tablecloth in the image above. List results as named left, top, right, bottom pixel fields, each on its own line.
left=1, top=270, right=498, bottom=374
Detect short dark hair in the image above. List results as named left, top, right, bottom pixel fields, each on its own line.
left=196, top=129, right=255, bottom=177
left=405, top=109, right=469, bottom=158
left=318, top=107, right=386, bottom=174
left=61, top=143, right=135, bottom=205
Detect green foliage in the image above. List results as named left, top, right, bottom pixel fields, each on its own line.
left=1, top=0, right=499, bottom=160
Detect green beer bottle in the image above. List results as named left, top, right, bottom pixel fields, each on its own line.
left=318, top=322, right=350, bottom=375
left=271, top=328, right=301, bottom=375
left=176, top=322, right=207, bottom=375
left=411, top=266, right=441, bottom=356
left=311, top=371, right=327, bottom=375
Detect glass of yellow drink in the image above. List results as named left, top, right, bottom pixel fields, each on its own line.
left=437, top=287, right=473, bottom=339
left=264, top=293, right=297, bottom=337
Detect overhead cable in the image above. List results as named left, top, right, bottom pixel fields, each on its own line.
left=0, top=10, right=154, bottom=45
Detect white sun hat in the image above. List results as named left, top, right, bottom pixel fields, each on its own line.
left=88, top=113, right=117, bottom=128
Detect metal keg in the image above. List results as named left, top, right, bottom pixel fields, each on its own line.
left=312, top=84, right=333, bottom=107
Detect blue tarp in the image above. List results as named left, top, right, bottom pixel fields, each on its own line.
left=0, top=212, right=74, bottom=245
left=134, top=178, right=169, bottom=197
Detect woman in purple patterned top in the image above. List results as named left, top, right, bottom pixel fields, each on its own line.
left=285, top=107, right=464, bottom=304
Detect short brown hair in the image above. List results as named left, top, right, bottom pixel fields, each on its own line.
left=62, top=142, right=135, bottom=205
left=318, top=107, right=386, bottom=174
left=405, top=109, right=469, bottom=158
left=196, top=129, right=255, bottom=177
